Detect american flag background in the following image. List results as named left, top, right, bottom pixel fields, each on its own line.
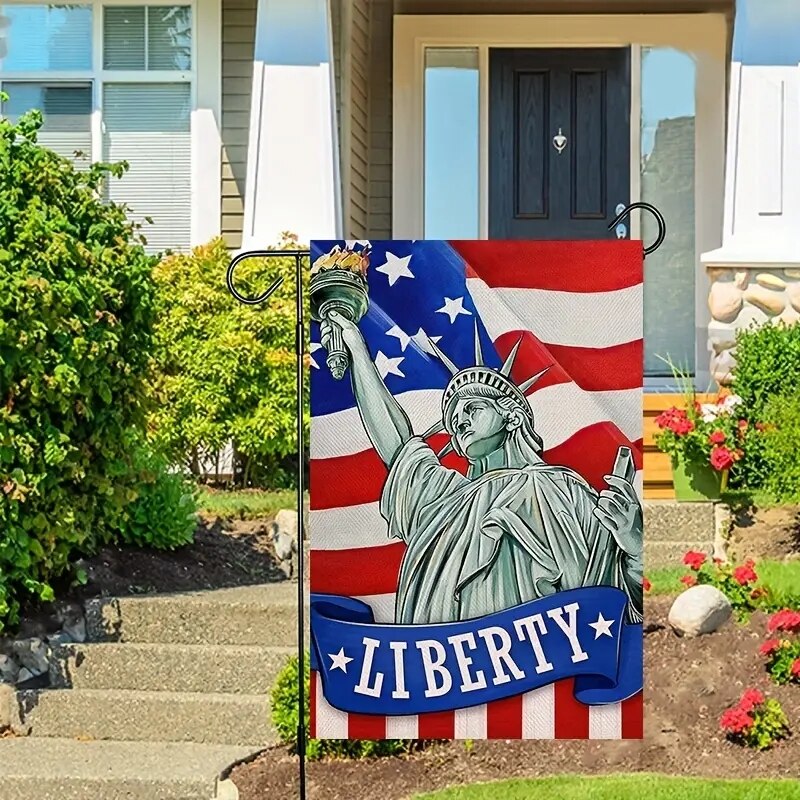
left=309, top=239, right=643, bottom=740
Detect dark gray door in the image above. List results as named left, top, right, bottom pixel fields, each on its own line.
left=489, top=48, right=631, bottom=239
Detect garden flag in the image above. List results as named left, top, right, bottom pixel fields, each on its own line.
left=309, top=240, right=644, bottom=740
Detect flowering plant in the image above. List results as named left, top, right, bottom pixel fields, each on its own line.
left=654, top=392, right=750, bottom=482
left=759, top=609, right=800, bottom=685
left=680, top=550, right=764, bottom=621
left=719, top=688, right=790, bottom=750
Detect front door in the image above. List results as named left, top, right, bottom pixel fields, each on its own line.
left=489, top=48, right=631, bottom=239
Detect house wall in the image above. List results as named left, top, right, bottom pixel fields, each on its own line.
left=338, top=0, right=733, bottom=240
left=221, top=0, right=257, bottom=249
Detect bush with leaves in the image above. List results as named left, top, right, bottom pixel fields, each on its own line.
left=0, top=103, right=169, bottom=628
left=148, top=238, right=307, bottom=488
left=732, top=322, right=800, bottom=490
left=271, top=654, right=434, bottom=760
left=719, top=688, right=790, bottom=750
left=755, top=393, right=800, bottom=503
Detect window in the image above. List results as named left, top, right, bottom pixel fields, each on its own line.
left=0, top=2, right=194, bottom=253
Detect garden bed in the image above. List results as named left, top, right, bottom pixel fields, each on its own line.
left=230, top=595, right=800, bottom=800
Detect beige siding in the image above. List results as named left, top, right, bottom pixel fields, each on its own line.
left=221, top=0, right=257, bottom=249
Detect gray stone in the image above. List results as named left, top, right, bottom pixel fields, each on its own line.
left=0, top=654, right=19, bottom=684
left=668, top=584, right=732, bottom=637
left=11, top=638, right=49, bottom=676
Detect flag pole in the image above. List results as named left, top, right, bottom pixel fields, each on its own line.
left=226, top=248, right=310, bottom=800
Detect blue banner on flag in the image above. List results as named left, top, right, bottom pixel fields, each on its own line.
left=310, top=587, right=643, bottom=716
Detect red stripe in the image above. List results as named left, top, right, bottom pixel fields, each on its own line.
left=310, top=670, right=317, bottom=738
left=553, top=678, right=590, bottom=738
left=621, top=691, right=644, bottom=739
left=312, top=542, right=406, bottom=595
left=311, top=428, right=641, bottom=512
left=494, top=331, right=642, bottom=393
left=486, top=695, right=523, bottom=739
left=348, top=713, right=386, bottom=740
left=417, top=711, right=455, bottom=739
left=451, top=239, right=642, bottom=293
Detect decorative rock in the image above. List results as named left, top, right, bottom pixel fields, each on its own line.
left=712, top=348, right=737, bottom=386
left=706, top=268, right=728, bottom=282
left=710, top=336, right=736, bottom=355
left=11, top=638, right=49, bottom=676
left=708, top=282, right=743, bottom=323
left=744, top=286, right=785, bottom=316
left=787, top=282, right=800, bottom=313
left=0, top=654, right=19, bottom=684
left=785, top=268, right=800, bottom=279
left=734, top=271, right=750, bottom=289
left=57, top=601, right=87, bottom=644
left=755, top=273, right=786, bottom=290
left=270, top=509, right=299, bottom=579
left=668, top=585, right=732, bottom=637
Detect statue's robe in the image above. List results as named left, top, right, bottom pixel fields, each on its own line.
left=381, top=437, right=643, bottom=625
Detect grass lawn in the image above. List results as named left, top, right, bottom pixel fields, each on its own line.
left=413, top=775, right=800, bottom=799
left=197, top=487, right=303, bottom=520
left=647, top=559, right=800, bottom=608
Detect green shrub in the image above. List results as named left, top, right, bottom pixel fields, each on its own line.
left=0, top=105, right=160, bottom=628
left=149, top=239, right=307, bottom=489
left=757, top=393, right=800, bottom=503
left=115, top=441, right=199, bottom=550
left=732, top=322, right=800, bottom=490
left=271, top=654, right=429, bottom=761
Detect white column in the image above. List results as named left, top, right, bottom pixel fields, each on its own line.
left=242, top=0, right=341, bottom=249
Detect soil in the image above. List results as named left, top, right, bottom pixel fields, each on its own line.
left=230, top=596, right=800, bottom=800
left=727, top=505, right=800, bottom=563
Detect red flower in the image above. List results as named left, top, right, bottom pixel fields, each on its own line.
left=682, top=550, right=706, bottom=571
left=709, top=431, right=726, bottom=445
left=681, top=574, right=697, bottom=587
left=759, top=639, right=781, bottom=656
left=738, top=419, right=748, bottom=430
left=710, top=446, right=735, bottom=471
left=720, top=707, right=753, bottom=734
left=670, top=417, right=695, bottom=436
left=767, top=609, right=800, bottom=634
left=738, top=688, right=765, bottom=713
left=733, top=564, right=758, bottom=586
left=643, top=577, right=652, bottom=592
left=791, top=660, right=800, bottom=678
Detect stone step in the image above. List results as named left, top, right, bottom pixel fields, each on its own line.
left=18, top=688, right=275, bottom=747
left=85, top=584, right=307, bottom=646
left=50, top=642, right=294, bottom=695
left=0, top=737, right=254, bottom=800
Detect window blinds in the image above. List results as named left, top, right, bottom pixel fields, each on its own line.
left=102, top=83, right=191, bottom=252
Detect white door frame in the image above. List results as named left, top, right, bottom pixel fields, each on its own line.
left=393, top=13, right=729, bottom=389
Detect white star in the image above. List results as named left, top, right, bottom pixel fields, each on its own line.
left=345, top=239, right=371, bottom=249
left=309, top=342, right=323, bottom=369
left=375, top=351, right=405, bottom=379
left=386, top=325, right=411, bottom=351
left=588, top=613, right=615, bottom=639
left=411, top=328, right=442, bottom=355
left=328, top=647, right=353, bottom=673
left=436, top=296, right=472, bottom=324
left=376, top=252, right=414, bottom=286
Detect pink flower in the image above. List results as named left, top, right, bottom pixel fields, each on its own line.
left=709, top=431, right=726, bottom=445
left=643, top=577, right=652, bottom=592
left=733, top=564, right=758, bottom=586
left=683, top=550, right=706, bottom=571
left=768, top=610, right=800, bottom=634
left=791, top=660, right=800, bottom=678
left=720, top=707, right=753, bottom=734
left=759, top=639, right=781, bottom=656
left=710, top=446, right=735, bottom=471
left=738, top=688, right=765, bottom=714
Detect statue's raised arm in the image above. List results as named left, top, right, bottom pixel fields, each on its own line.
left=320, top=311, right=413, bottom=466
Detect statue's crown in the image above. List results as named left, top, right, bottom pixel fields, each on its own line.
left=421, top=323, right=550, bottom=456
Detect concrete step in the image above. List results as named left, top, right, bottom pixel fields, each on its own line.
left=19, top=688, right=275, bottom=747
left=643, top=500, right=717, bottom=569
left=50, top=642, right=294, bottom=695
left=85, top=584, right=307, bottom=646
left=0, top=737, right=255, bottom=800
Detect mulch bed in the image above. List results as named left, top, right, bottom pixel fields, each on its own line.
left=230, top=595, right=800, bottom=800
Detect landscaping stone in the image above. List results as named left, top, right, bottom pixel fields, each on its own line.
left=12, top=638, right=49, bottom=677
left=667, top=584, right=732, bottom=637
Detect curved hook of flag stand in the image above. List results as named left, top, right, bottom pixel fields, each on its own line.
left=608, top=201, right=667, bottom=256
left=226, top=249, right=310, bottom=800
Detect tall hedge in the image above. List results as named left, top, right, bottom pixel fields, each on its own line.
left=0, top=106, right=159, bottom=627
left=149, top=239, right=307, bottom=488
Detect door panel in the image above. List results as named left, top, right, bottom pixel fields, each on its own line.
left=489, top=48, right=631, bottom=239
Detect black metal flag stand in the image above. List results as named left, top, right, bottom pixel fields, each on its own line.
left=224, top=203, right=665, bottom=800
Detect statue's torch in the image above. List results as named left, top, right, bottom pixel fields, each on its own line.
left=310, top=245, right=370, bottom=380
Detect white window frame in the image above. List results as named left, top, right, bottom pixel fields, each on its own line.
left=0, top=0, right=221, bottom=248
left=393, top=13, right=730, bottom=391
